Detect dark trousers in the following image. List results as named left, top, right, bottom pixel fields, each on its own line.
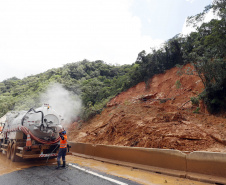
left=57, top=148, right=67, bottom=162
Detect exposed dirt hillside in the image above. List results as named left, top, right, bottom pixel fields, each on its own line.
left=68, top=64, right=226, bottom=152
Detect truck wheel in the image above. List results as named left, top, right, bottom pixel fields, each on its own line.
left=3, top=139, right=6, bottom=144
left=1, top=139, right=6, bottom=154
left=11, top=141, right=20, bottom=162
left=7, top=142, right=12, bottom=159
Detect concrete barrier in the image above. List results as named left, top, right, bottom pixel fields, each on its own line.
left=68, top=142, right=226, bottom=184
left=94, top=145, right=186, bottom=172
left=68, top=142, right=95, bottom=156
left=187, top=151, right=226, bottom=178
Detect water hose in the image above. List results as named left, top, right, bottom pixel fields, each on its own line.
left=20, top=126, right=60, bottom=144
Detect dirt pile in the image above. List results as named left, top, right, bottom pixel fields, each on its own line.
left=68, top=64, right=226, bottom=152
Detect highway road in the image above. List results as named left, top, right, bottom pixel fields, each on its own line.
left=0, top=164, right=139, bottom=185
left=0, top=153, right=212, bottom=185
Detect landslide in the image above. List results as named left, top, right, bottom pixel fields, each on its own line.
left=68, top=64, right=226, bottom=152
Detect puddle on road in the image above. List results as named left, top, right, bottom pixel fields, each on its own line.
left=0, top=153, right=57, bottom=176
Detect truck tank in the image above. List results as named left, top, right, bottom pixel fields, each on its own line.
left=3, top=104, right=63, bottom=141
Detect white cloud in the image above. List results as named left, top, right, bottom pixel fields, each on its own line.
left=181, top=18, right=196, bottom=35
left=186, top=0, right=195, bottom=3
left=0, top=0, right=163, bottom=81
left=181, top=9, right=218, bottom=36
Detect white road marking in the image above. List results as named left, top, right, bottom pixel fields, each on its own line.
left=69, top=163, right=128, bottom=185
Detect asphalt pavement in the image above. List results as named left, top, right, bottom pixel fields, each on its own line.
left=0, top=163, right=141, bottom=185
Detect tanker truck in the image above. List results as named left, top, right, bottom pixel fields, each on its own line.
left=0, top=104, right=71, bottom=162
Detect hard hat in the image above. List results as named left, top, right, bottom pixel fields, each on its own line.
left=59, top=128, right=66, bottom=134
left=59, top=128, right=65, bottom=133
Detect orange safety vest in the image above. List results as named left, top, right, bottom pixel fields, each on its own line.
left=60, top=134, right=67, bottom=148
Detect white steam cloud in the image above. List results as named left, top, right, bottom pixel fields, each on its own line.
left=40, top=83, right=82, bottom=127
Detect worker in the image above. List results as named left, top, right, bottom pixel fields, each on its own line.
left=56, top=128, right=67, bottom=169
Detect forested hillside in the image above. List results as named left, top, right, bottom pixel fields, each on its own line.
left=0, top=61, right=136, bottom=120
left=0, top=0, right=225, bottom=120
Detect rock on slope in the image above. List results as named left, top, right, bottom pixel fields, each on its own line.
left=68, top=64, right=226, bottom=152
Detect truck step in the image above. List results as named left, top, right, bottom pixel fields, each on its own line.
left=16, top=147, right=24, bottom=150
left=16, top=153, right=23, bottom=157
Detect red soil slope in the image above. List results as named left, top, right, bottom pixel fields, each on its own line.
left=68, top=64, right=226, bottom=152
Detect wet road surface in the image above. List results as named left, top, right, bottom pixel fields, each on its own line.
left=0, top=164, right=139, bottom=185
left=0, top=153, right=213, bottom=185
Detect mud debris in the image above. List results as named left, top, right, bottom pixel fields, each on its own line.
left=68, top=64, right=226, bottom=153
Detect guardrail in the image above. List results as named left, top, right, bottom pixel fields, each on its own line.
left=68, top=142, right=226, bottom=184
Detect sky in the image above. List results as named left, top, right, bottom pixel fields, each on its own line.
left=0, top=0, right=213, bottom=82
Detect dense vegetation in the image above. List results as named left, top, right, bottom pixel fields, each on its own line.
left=0, top=61, right=136, bottom=120
left=128, top=0, right=226, bottom=114
left=0, top=0, right=225, bottom=120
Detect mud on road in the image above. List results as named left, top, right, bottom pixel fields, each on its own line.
left=0, top=153, right=213, bottom=185
left=0, top=152, right=56, bottom=175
